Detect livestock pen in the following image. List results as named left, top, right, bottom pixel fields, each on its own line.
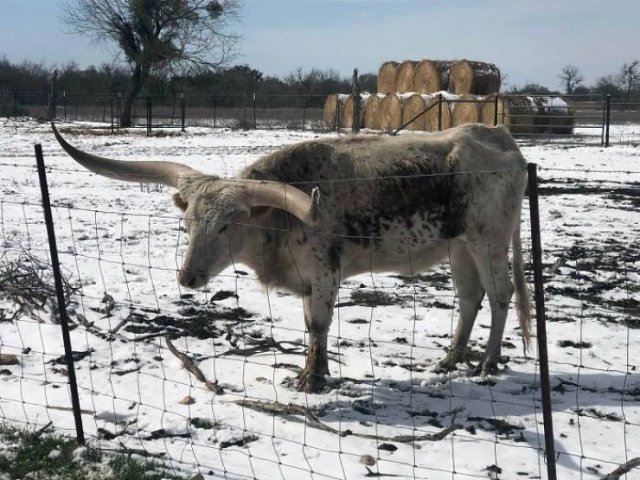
left=0, top=120, right=638, bottom=479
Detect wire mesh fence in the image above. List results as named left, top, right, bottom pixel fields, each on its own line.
left=3, top=90, right=640, bottom=145
left=0, top=122, right=638, bottom=479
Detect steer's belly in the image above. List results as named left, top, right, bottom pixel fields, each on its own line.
left=341, top=215, right=458, bottom=276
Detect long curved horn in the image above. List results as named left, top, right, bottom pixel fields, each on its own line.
left=244, top=180, right=320, bottom=226
left=51, top=123, right=202, bottom=188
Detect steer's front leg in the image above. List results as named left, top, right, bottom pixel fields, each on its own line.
left=298, top=274, right=339, bottom=393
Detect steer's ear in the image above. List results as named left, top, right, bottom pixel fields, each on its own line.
left=173, top=192, right=189, bottom=212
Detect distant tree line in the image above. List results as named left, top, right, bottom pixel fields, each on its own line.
left=510, top=62, right=640, bottom=101
left=2, top=55, right=639, bottom=113
left=0, top=56, right=376, bottom=110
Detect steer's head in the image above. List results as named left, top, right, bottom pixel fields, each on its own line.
left=52, top=124, right=319, bottom=289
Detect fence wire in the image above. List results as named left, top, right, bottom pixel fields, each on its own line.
left=0, top=124, right=638, bottom=480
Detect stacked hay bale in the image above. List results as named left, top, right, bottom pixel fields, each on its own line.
left=396, top=61, right=418, bottom=92
left=324, top=58, right=573, bottom=136
left=480, top=96, right=536, bottom=134
left=424, top=94, right=452, bottom=131
left=450, top=94, right=482, bottom=127
left=448, top=60, right=501, bottom=95
left=327, top=59, right=501, bottom=131
left=341, top=94, right=371, bottom=129
left=400, top=94, right=429, bottom=131
left=480, top=96, right=573, bottom=135
left=363, top=94, right=385, bottom=130
left=532, top=97, right=574, bottom=134
left=414, top=60, right=453, bottom=94
left=377, top=61, right=399, bottom=94
left=323, top=94, right=349, bottom=129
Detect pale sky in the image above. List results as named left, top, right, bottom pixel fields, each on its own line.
left=1, top=0, right=638, bottom=89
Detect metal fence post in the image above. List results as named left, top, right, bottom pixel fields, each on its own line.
left=146, top=96, right=152, bottom=136
left=605, top=94, right=611, bottom=147
left=352, top=68, right=361, bottom=134
left=527, top=163, right=557, bottom=480
left=253, top=92, right=257, bottom=129
left=438, top=94, right=443, bottom=131
left=13, top=91, right=18, bottom=119
left=35, top=144, right=85, bottom=445
left=301, top=95, right=307, bottom=130
left=212, top=96, right=217, bottom=128
left=335, top=93, right=340, bottom=131
left=110, top=96, right=114, bottom=133
left=243, top=90, right=247, bottom=124
left=494, top=95, right=499, bottom=126
left=181, top=93, right=186, bottom=132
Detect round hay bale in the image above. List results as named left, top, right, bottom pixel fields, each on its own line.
left=341, top=94, right=370, bottom=129
left=381, top=94, right=402, bottom=131
left=378, top=61, right=399, bottom=94
left=414, top=60, right=452, bottom=94
left=424, top=94, right=451, bottom=132
left=449, top=60, right=501, bottom=95
left=480, top=95, right=505, bottom=126
left=363, top=94, right=385, bottom=130
left=400, top=93, right=430, bottom=131
left=480, top=95, right=536, bottom=133
left=507, top=96, right=537, bottom=135
left=323, top=94, right=349, bottom=128
left=531, top=97, right=574, bottom=134
left=450, top=94, right=482, bottom=127
left=396, top=60, right=417, bottom=92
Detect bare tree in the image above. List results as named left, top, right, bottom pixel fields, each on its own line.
left=61, top=0, right=242, bottom=127
left=559, top=65, right=584, bottom=94
left=617, top=61, right=640, bottom=100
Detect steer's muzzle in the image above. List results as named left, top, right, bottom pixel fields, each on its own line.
left=178, top=269, right=209, bottom=289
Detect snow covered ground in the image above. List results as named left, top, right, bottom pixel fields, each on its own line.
left=0, top=119, right=638, bottom=479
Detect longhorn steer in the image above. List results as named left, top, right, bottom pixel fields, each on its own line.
left=52, top=123, right=531, bottom=393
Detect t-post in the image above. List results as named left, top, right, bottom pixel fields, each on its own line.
left=352, top=68, right=361, bottom=134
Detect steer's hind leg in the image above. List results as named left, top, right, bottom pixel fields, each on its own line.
left=468, top=243, right=514, bottom=375
left=298, top=274, right=339, bottom=393
left=436, top=244, right=485, bottom=372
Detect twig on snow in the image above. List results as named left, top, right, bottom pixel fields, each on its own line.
left=34, top=421, right=53, bottom=438
left=235, top=399, right=460, bottom=443
left=216, top=336, right=306, bottom=358
left=165, top=336, right=223, bottom=394
left=601, top=457, right=640, bottom=480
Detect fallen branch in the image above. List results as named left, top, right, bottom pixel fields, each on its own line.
left=365, top=467, right=402, bottom=477
left=75, top=313, right=128, bottom=342
left=216, top=336, right=306, bottom=358
left=34, top=421, right=53, bottom=438
left=45, top=404, right=95, bottom=415
left=132, top=332, right=166, bottom=342
left=165, top=336, right=223, bottom=394
left=602, top=457, right=640, bottom=480
left=111, top=442, right=168, bottom=460
left=0, top=249, right=79, bottom=323
left=235, top=399, right=460, bottom=443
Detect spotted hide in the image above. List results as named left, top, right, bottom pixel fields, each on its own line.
left=52, top=122, right=531, bottom=393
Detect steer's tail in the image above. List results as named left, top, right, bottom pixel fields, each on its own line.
left=512, top=222, right=532, bottom=353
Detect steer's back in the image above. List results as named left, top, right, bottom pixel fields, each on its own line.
left=241, top=124, right=526, bottom=277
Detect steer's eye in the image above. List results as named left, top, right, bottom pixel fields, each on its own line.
left=218, top=225, right=228, bottom=234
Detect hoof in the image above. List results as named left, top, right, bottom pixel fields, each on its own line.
left=434, top=349, right=468, bottom=373
left=434, top=358, right=460, bottom=374
left=474, top=359, right=499, bottom=377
